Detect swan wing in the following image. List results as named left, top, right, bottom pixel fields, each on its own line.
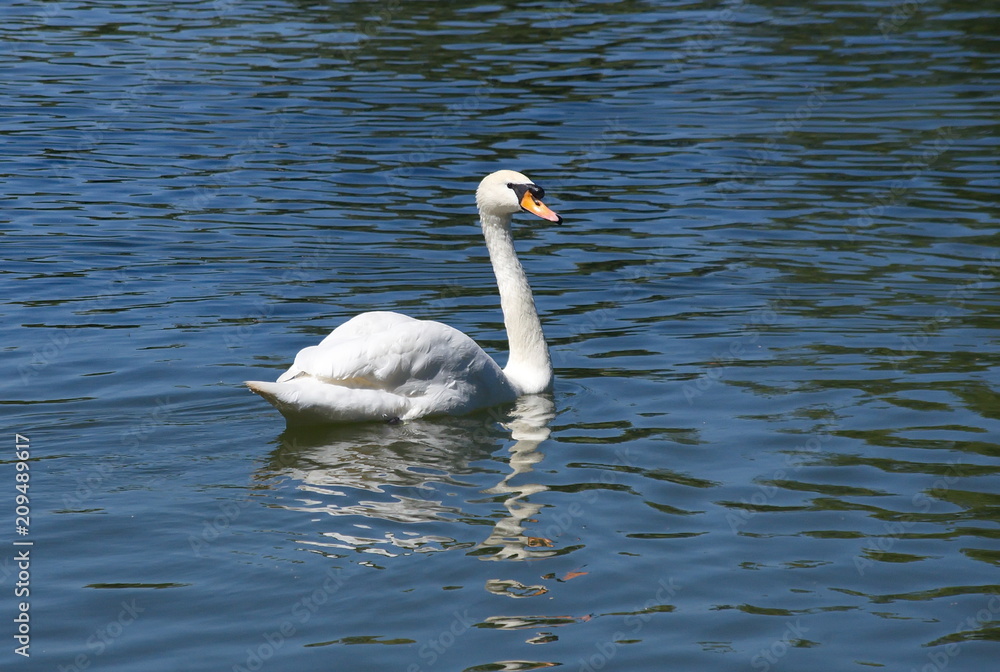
left=287, top=312, right=494, bottom=390
left=276, top=311, right=420, bottom=384
left=249, top=311, right=517, bottom=423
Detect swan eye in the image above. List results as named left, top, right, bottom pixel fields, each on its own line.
left=508, top=182, right=545, bottom=200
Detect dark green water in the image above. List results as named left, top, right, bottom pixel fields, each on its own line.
left=3, top=1, right=999, bottom=671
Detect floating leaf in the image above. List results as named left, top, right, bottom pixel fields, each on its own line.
left=561, top=570, right=588, bottom=581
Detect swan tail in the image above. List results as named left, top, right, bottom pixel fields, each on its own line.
left=245, top=379, right=410, bottom=425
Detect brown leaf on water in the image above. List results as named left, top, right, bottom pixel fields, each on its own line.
left=526, top=537, right=553, bottom=547
left=561, top=570, right=589, bottom=581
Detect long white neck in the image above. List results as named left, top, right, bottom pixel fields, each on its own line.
left=480, top=211, right=553, bottom=394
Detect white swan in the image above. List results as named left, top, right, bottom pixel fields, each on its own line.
left=245, top=169, right=561, bottom=425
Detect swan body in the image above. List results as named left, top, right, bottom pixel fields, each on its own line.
left=246, top=169, right=561, bottom=425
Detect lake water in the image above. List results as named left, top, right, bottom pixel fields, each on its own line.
left=3, top=0, right=999, bottom=670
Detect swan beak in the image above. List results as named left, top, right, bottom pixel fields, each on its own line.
left=519, top=190, right=562, bottom=223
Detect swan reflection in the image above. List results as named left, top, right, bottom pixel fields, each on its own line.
left=261, top=395, right=556, bottom=561
left=475, top=395, right=557, bottom=561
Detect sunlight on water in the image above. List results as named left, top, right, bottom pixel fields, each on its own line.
left=2, top=1, right=998, bottom=671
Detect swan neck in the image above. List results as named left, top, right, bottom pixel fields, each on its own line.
left=480, top=211, right=552, bottom=394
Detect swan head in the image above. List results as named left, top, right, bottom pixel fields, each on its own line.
left=476, top=170, right=562, bottom=224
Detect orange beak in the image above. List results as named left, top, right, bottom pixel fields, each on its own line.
left=519, top=190, right=562, bottom=223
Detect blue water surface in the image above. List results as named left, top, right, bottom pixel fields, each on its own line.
left=3, top=1, right=999, bottom=671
